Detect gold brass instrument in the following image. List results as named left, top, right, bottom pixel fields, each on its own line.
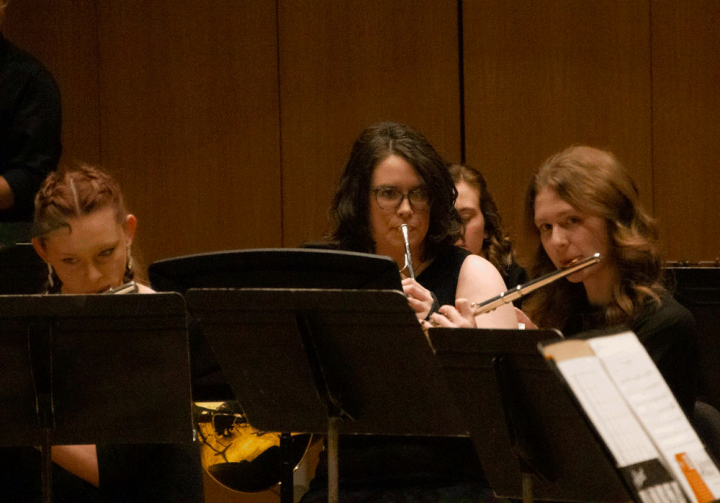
left=471, top=253, right=602, bottom=316
left=399, top=224, right=415, bottom=279
left=195, top=402, right=313, bottom=493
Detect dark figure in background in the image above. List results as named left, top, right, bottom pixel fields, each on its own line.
left=518, top=145, right=699, bottom=416
left=300, top=122, right=516, bottom=503
left=449, top=164, right=527, bottom=298
left=0, top=0, right=62, bottom=228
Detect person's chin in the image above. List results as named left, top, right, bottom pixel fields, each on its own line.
left=565, top=270, right=590, bottom=283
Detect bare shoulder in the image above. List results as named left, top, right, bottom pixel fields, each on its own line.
left=457, top=253, right=517, bottom=328
left=459, top=254, right=508, bottom=291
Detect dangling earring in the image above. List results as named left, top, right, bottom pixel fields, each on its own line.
left=47, top=263, right=55, bottom=288
left=125, top=248, right=135, bottom=281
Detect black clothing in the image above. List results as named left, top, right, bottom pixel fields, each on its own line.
left=0, top=444, right=203, bottom=503
left=501, top=260, right=527, bottom=309
left=417, top=245, right=470, bottom=306
left=0, top=33, right=61, bottom=222
left=565, top=293, right=699, bottom=416
left=303, top=245, right=492, bottom=502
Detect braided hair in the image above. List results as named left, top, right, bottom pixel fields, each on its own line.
left=34, top=164, right=134, bottom=293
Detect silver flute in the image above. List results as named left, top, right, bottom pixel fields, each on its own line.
left=471, top=252, right=602, bottom=316
left=399, top=224, right=415, bottom=279
left=104, top=281, right=139, bottom=294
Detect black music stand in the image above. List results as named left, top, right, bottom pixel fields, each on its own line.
left=0, top=242, right=47, bottom=294
left=185, top=288, right=467, bottom=503
left=148, top=248, right=402, bottom=295
left=149, top=248, right=406, bottom=502
left=428, top=328, right=633, bottom=502
left=665, top=265, right=720, bottom=411
left=0, top=293, right=194, bottom=503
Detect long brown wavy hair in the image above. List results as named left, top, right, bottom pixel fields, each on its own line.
left=448, top=164, right=514, bottom=275
left=521, top=146, right=663, bottom=330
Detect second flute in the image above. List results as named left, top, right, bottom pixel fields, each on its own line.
left=471, top=253, right=602, bottom=316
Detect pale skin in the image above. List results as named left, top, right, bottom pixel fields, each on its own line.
left=369, top=155, right=517, bottom=329
left=31, top=206, right=151, bottom=486
left=454, top=181, right=486, bottom=257
left=518, top=186, right=617, bottom=329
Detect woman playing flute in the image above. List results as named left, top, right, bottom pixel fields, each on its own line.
left=518, top=145, right=698, bottom=416
left=300, top=122, right=515, bottom=503
left=0, top=164, right=203, bottom=502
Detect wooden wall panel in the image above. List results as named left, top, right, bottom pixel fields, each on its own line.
left=278, top=0, right=461, bottom=247
left=3, top=1, right=100, bottom=165
left=97, top=1, right=282, bottom=267
left=463, top=0, right=653, bottom=242
left=651, top=1, right=720, bottom=261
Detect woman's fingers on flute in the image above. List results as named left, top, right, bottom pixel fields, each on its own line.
left=429, top=300, right=477, bottom=328
left=402, top=278, right=434, bottom=320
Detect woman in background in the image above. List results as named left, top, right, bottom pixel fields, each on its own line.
left=0, top=164, right=203, bottom=502
left=519, top=145, right=698, bottom=416
left=449, top=164, right=527, bottom=294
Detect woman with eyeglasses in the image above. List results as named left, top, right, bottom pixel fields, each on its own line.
left=327, top=122, right=517, bottom=330
left=299, top=122, right=515, bottom=503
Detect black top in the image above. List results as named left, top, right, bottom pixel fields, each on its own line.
left=416, top=245, right=470, bottom=306
left=502, top=260, right=527, bottom=309
left=0, top=33, right=61, bottom=223
left=565, top=293, right=699, bottom=417
left=0, top=444, right=203, bottom=502
left=309, top=245, right=486, bottom=490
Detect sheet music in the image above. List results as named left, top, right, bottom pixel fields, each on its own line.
left=590, top=332, right=720, bottom=503
left=556, top=356, right=687, bottom=502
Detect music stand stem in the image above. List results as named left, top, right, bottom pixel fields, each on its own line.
left=327, top=416, right=340, bottom=503
left=522, top=473, right=533, bottom=503
left=41, top=428, right=52, bottom=503
left=280, top=433, right=293, bottom=503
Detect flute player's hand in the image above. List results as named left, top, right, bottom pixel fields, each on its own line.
left=402, top=277, right=434, bottom=321
left=423, top=298, right=477, bottom=329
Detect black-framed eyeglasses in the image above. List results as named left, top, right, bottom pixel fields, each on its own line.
left=370, top=186, right=431, bottom=211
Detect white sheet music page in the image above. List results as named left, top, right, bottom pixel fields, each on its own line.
left=590, top=331, right=720, bottom=503
left=556, top=354, right=688, bottom=503
left=556, top=355, right=660, bottom=467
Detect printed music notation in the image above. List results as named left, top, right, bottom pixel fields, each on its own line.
left=545, top=332, right=720, bottom=503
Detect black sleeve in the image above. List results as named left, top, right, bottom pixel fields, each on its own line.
left=634, top=301, right=699, bottom=417
left=98, top=443, right=204, bottom=503
left=1, top=64, right=62, bottom=220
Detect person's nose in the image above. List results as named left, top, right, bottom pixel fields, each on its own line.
left=549, top=226, right=569, bottom=248
left=396, top=194, right=413, bottom=217
left=84, top=263, right=104, bottom=284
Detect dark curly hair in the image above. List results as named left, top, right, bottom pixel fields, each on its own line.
left=448, top=164, right=514, bottom=275
left=328, top=122, right=463, bottom=260
left=521, top=146, right=663, bottom=330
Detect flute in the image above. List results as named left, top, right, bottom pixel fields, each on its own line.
left=471, top=253, right=602, bottom=316
left=104, top=281, right=139, bottom=294
left=399, top=224, right=415, bottom=279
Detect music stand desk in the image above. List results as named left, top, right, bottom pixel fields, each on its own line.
left=0, top=293, right=194, bottom=502
left=186, top=288, right=468, bottom=503
left=428, top=327, right=631, bottom=502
